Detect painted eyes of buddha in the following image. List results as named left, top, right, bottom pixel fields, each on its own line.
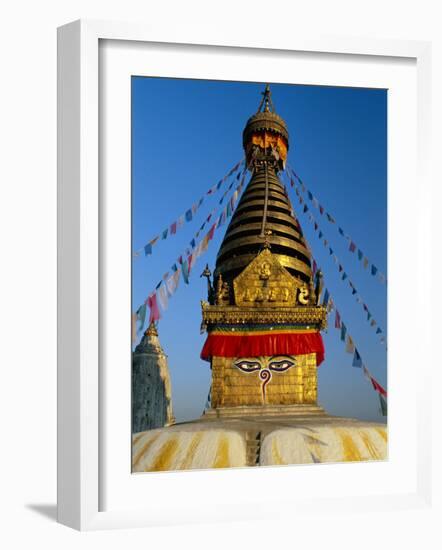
left=234, top=356, right=296, bottom=373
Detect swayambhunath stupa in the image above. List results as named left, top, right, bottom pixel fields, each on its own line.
left=132, top=84, right=388, bottom=472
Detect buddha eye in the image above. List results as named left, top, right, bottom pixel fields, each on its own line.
left=269, top=358, right=295, bottom=372
left=234, top=360, right=261, bottom=372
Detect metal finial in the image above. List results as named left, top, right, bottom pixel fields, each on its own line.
left=256, top=83, right=275, bottom=114
left=200, top=264, right=212, bottom=279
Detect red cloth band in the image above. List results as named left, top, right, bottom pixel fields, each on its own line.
left=201, top=331, right=325, bottom=365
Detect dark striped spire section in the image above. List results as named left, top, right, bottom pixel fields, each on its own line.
left=215, top=164, right=312, bottom=285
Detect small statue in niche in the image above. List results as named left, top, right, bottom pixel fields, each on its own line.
left=215, top=274, right=230, bottom=305
left=268, top=287, right=277, bottom=302
left=259, top=261, right=272, bottom=280
left=200, top=264, right=215, bottom=304
left=314, top=270, right=323, bottom=306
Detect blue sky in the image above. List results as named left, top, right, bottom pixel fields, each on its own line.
left=132, top=77, right=387, bottom=423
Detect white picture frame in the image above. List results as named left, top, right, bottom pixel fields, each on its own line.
left=57, top=19, right=432, bottom=531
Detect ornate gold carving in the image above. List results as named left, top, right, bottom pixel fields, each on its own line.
left=298, top=286, right=309, bottom=305
left=201, top=302, right=327, bottom=330
left=233, top=248, right=299, bottom=308
left=217, top=253, right=312, bottom=279
left=215, top=275, right=230, bottom=305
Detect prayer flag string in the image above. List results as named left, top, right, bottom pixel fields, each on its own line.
left=133, top=158, right=244, bottom=258
left=319, top=283, right=387, bottom=416
left=284, top=171, right=386, bottom=345
left=286, top=165, right=387, bottom=285
left=133, top=171, right=247, bottom=335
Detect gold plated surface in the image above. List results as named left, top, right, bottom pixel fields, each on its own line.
left=201, top=302, right=327, bottom=329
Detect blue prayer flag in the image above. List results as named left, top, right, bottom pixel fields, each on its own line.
left=340, top=322, right=347, bottom=342
left=182, top=261, right=190, bottom=284
left=322, top=289, right=330, bottom=306
left=185, top=209, right=193, bottom=222
left=371, top=265, right=378, bottom=276
left=144, top=243, right=152, bottom=256
left=352, top=349, right=362, bottom=368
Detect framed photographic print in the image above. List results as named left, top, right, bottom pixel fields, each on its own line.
left=57, top=19, right=432, bottom=530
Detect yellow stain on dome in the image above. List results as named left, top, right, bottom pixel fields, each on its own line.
left=359, top=430, right=381, bottom=460
left=375, top=427, right=388, bottom=443
left=150, top=436, right=180, bottom=471
left=181, top=432, right=204, bottom=470
left=213, top=436, right=230, bottom=468
left=133, top=433, right=160, bottom=469
left=338, top=429, right=363, bottom=462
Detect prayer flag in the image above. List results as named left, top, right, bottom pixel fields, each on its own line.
left=379, top=394, right=388, bottom=416
left=329, top=248, right=333, bottom=255
left=303, top=204, right=308, bottom=213
left=340, top=322, right=347, bottom=342
left=207, top=223, right=216, bottom=240
left=322, top=288, right=330, bottom=307
left=349, top=241, right=356, bottom=253
left=319, top=205, right=324, bottom=215
left=308, top=191, right=313, bottom=200
left=190, top=238, right=196, bottom=249
left=185, top=209, right=193, bottom=222
left=352, top=348, right=362, bottom=367
left=345, top=334, right=355, bottom=354
left=335, top=310, right=341, bottom=329
left=376, top=327, right=382, bottom=334
left=136, top=303, right=147, bottom=333
left=314, top=222, right=318, bottom=231
left=371, top=377, right=387, bottom=398
left=144, top=243, right=153, bottom=256
left=342, top=272, right=348, bottom=280
left=371, top=265, right=378, bottom=276
left=326, top=213, right=335, bottom=223
left=318, top=231, right=323, bottom=239
left=157, top=284, right=169, bottom=311
left=363, top=257, right=369, bottom=269
left=312, top=259, right=317, bottom=277
left=170, top=222, right=177, bottom=235
left=357, top=249, right=363, bottom=261
left=181, top=260, right=190, bottom=284
left=162, top=229, right=168, bottom=240
left=177, top=215, right=185, bottom=228
left=313, top=198, right=319, bottom=208
left=147, top=293, right=161, bottom=323
left=338, top=227, right=344, bottom=236
left=166, top=269, right=180, bottom=296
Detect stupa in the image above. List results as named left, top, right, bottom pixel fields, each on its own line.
left=132, top=86, right=387, bottom=472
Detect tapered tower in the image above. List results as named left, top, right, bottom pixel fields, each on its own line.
left=201, top=86, right=327, bottom=413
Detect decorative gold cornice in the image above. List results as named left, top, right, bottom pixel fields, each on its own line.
left=201, top=302, right=327, bottom=330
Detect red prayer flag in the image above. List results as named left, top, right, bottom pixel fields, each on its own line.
left=147, top=292, right=161, bottom=323
left=334, top=310, right=341, bottom=329
left=207, top=223, right=216, bottom=240
left=371, top=377, right=387, bottom=398
left=349, top=241, right=356, bottom=253
left=170, top=222, right=177, bottom=235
